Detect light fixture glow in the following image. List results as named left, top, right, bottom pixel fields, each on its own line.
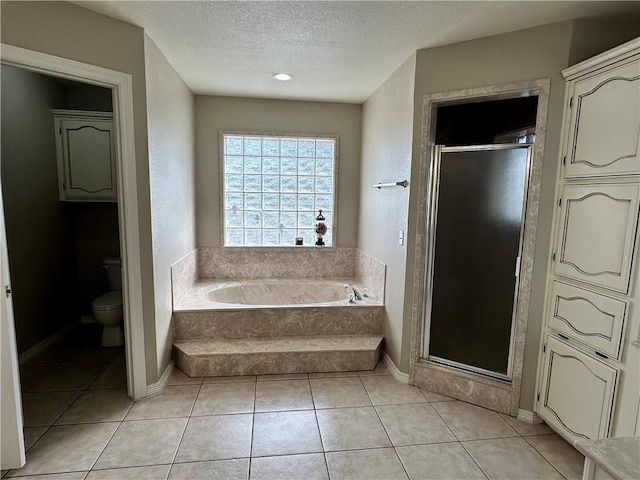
left=272, top=73, right=294, bottom=81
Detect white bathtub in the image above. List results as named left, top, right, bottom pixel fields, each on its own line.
left=175, top=278, right=377, bottom=310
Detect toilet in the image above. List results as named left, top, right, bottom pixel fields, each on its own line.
left=92, top=257, right=124, bottom=347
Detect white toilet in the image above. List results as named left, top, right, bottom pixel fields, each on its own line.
left=92, top=257, right=124, bottom=347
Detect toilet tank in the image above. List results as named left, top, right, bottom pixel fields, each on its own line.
left=103, top=257, right=122, bottom=291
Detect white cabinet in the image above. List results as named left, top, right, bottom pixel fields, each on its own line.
left=53, top=110, right=117, bottom=202
left=539, top=336, right=618, bottom=443
left=553, top=183, right=640, bottom=294
left=564, top=60, right=640, bottom=179
left=535, top=38, right=640, bottom=444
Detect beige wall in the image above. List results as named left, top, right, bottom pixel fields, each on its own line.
left=194, top=96, right=362, bottom=247
left=0, top=65, right=78, bottom=353
left=358, top=54, right=416, bottom=370
left=1, top=1, right=158, bottom=383
left=144, top=35, right=196, bottom=375
left=405, top=21, right=640, bottom=410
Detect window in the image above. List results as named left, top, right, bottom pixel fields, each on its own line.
left=221, top=133, right=337, bottom=246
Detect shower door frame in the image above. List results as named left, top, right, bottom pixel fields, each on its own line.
left=408, top=79, right=551, bottom=417
left=422, top=144, right=534, bottom=382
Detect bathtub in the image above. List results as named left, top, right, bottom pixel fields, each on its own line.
left=175, top=278, right=379, bottom=311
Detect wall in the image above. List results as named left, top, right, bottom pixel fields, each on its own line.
left=406, top=21, right=640, bottom=410
left=195, top=96, right=362, bottom=247
left=144, top=34, right=196, bottom=375
left=1, top=0, right=158, bottom=383
left=358, top=54, right=416, bottom=370
left=0, top=65, right=78, bottom=353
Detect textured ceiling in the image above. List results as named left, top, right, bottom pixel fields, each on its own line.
left=75, top=1, right=639, bottom=103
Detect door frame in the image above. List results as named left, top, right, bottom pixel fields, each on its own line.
left=408, top=79, right=550, bottom=416
left=1, top=44, right=147, bottom=400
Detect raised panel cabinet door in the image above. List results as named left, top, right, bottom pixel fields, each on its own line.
left=60, top=119, right=116, bottom=200
left=565, top=59, right=640, bottom=178
left=554, top=183, right=640, bottom=293
left=539, top=336, right=618, bottom=443
left=548, top=281, right=627, bottom=359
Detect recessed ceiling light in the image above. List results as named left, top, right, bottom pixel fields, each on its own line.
left=272, top=73, right=294, bottom=81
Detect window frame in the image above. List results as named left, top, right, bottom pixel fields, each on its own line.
left=218, top=130, right=340, bottom=247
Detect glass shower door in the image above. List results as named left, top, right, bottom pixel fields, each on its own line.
left=424, top=144, right=531, bottom=380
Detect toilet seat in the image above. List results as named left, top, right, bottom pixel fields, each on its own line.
left=92, top=291, right=123, bottom=311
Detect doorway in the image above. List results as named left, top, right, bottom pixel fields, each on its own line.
left=409, top=79, right=550, bottom=416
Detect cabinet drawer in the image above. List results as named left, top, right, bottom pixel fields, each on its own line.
left=553, top=183, right=640, bottom=294
left=538, top=336, right=618, bottom=443
left=549, top=282, right=627, bottom=359
left=564, top=59, right=640, bottom=178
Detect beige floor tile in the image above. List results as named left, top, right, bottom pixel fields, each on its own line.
left=463, top=437, right=564, bottom=479
left=499, top=414, right=553, bottom=436
left=56, top=389, right=133, bottom=424
left=89, top=364, right=127, bottom=390
left=93, top=418, right=187, bottom=469
left=86, top=465, right=171, bottom=479
left=254, top=379, right=314, bottom=412
left=316, top=406, right=390, bottom=451
left=6, top=423, right=118, bottom=477
left=525, top=433, right=585, bottom=480
left=431, top=401, right=518, bottom=441
left=325, top=448, right=408, bottom=480
left=396, top=443, right=486, bottom=480
left=175, top=414, right=252, bottom=462
left=308, top=371, right=358, bottom=379
left=22, top=391, right=81, bottom=427
left=167, top=367, right=203, bottom=386
left=203, top=375, right=257, bottom=384
left=357, top=361, right=391, bottom=376
left=376, top=403, right=456, bottom=446
left=191, top=382, right=255, bottom=416
left=28, top=365, right=106, bottom=392
left=6, top=473, right=88, bottom=480
left=23, top=427, right=48, bottom=451
left=125, top=385, right=199, bottom=420
left=250, top=453, right=328, bottom=480
left=252, top=410, right=322, bottom=457
left=21, top=347, right=68, bottom=367
left=19, top=366, right=54, bottom=391
left=61, top=347, right=122, bottom=365
left=111, top=352, right=126, bottom=365
left=168, top=459, right=249, bottom=480
left=360, top=376, right=426, bottom=405
left=310, top=377, right=371, bottom=409
left=257, top=373, right=308, bottom=381
left=419, top=389, right=455, bottom=403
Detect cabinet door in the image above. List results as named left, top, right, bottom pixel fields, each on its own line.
left=538, top=336, right=618, bottom=443
left=60, top=119, right=116, bottom=200
left=548, top=282, right=627, bottom=359
left=554, top=184, right=640, bottom=293
left=565, top=60, right=640, bottom=178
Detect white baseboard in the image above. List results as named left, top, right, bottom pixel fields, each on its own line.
left=518, top=408, right=543, bottom=424
left=382, top=351, right=409, bottom=383
left=144, top=360, right=175, bottom=397
left=18, top=321, right=79, bottom=365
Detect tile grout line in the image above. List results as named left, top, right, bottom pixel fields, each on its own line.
left=308, top=375, right=332, bottom=480
left=247, top=374, right=258, bottom=479
left=522, top=434, right=571, bottom=480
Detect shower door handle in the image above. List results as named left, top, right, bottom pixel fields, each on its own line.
left=515, top=256, right=521, bottom=278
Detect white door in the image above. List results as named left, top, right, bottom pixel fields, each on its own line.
left=0, top=182, right=25, bottom=469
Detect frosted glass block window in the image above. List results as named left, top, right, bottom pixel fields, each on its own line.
left=222, top=133, right=337, bottom=246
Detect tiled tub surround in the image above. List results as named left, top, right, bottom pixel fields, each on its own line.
left=171, top=247, right=386, bottom=377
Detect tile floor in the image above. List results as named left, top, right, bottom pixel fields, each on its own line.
left=5, top=332, right=586, bottom=480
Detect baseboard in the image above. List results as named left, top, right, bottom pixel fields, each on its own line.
left=145, top=360, right=175, bottom=397
left=517, top=408, right=543, bottom=424
left=18, top=321, right=79, bottom=365
left=382, top=351, right=409, bottom=383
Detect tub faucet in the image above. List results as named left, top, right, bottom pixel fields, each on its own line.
left=343, top=283, right=363, bottom=301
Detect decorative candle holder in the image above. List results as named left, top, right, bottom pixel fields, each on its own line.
left=315, top=209, right=327, bottom=246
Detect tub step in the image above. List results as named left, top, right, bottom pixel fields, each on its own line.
left=173, top=335, right=383, bottom=377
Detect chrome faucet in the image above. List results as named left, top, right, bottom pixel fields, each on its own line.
left=343, top=283, right=363, bottom=301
